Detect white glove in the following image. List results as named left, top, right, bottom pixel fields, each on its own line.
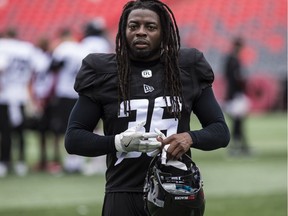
left=154, top=128, right=168, bottom=164
left=115, top=122, right=161, bottom=153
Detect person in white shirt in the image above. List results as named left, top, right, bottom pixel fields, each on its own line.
left=81, top=17, right=113, bottom=55
left=49, top=28, right=84, bottom=173
left=28, top=38, right=58, bottom=172
left=0, top=29, right=38, bottom=176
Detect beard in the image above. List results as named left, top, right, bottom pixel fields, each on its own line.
left=129, top=47, right=160, bottom=61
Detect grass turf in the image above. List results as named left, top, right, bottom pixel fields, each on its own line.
left=0, top=112, right=286, bottom=216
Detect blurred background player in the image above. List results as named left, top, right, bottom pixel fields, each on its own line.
left=223, top=37, right=251, bottom=156
left=81, top=17, right=113, bottom=55
left=27, top=38, right=63, bottom=173
left=0, top=28, right=38, bottom=176
left=50, top=28, right=84, bottom=173
left=79, top=17, right=113, bottom=175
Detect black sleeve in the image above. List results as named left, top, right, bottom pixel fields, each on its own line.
left=188, top=87, right=230, bottom=150
left=64, top=95, right=116, bottom=157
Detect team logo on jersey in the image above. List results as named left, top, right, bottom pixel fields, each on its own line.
left=143, top=84, right=154, bottom=93
left=141, top=70, right=152, bottom=78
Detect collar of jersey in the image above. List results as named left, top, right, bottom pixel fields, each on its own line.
left=130, top=57, right=161, bottom=68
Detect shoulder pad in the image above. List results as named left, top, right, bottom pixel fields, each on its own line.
left=74, top=53, right=117, bottom=93
left=179, top=48, right=214, bottom=84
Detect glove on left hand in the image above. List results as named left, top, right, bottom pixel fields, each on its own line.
left=115, top=121, right=161, bottom=153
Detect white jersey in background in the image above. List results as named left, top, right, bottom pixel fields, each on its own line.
left=52, top=40, right=85, bottom=174
left=81, top=35, right=112, bottom=56
left=31, top=48, right=54, bottom=102
left=0, top=38, right=37, bottom=104
left=52, top=41, right=83, bottom=99
left=0, top=38, right=38, bottom=126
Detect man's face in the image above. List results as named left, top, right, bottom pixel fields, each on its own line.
left=126, top=9, right=162, bottom=61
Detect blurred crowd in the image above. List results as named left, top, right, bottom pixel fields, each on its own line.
left=0, top=17, right=113, bottom=177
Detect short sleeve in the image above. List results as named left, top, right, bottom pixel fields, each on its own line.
left=193, top=48, right=214, bottom=89
left=74, top=54, right=98, bottom=94
left=179, top=48, right=215, bottom=107
left=74, top=53, right=118, bottom=100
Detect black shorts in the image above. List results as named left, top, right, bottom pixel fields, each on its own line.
left=50, top=97, right=77, bottom=134
left=102, top=192, right=148, bottom=216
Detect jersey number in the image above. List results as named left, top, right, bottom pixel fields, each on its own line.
left=115, top=96, right=181, bottom=164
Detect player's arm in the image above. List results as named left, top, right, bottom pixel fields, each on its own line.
left=159, top=87, right=230, bottom=159
left=188, top=49, right=229, bottom=150
left=65, top=94, right=116, bottom=157
left=65, top=94, right=161, bottom=157
left=188, top=87, right=230, bottom=150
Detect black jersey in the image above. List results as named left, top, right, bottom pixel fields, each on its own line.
left=75, top=48, right=213, bottom=136
left=67, top=48, right=229, bottom=193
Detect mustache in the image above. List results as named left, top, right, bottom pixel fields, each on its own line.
left=132, top=39, right=149, bottom=45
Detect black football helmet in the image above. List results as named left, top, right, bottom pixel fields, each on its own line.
left=143, top=153, right=205, bottom=216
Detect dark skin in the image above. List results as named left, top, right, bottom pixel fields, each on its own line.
left=126, top=9, right=162, bottom=62
left=125, top=9, right=193, bottom=160
left=157, top=133, right=193, bottom=160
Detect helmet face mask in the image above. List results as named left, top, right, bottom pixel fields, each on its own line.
left=144, top=154, right=205, bottom=216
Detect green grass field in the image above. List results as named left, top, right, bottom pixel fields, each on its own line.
left=0, top=112, right=287, bottom=216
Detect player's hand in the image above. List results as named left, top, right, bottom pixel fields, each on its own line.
left=157, top=132, right=193, bottom=160
left=115, top=121, right=161, bottom=153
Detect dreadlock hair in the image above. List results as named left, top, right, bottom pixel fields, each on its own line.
left=116, top=0, right=183, bottom=119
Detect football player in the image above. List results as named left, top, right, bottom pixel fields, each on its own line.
left=223, top=37, right=251, bottom=156
left=50, top=28, right=84, bottom=173
left=0, top=28, right=39, bottom=176
left=65, top=0, right=230, bottom=215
